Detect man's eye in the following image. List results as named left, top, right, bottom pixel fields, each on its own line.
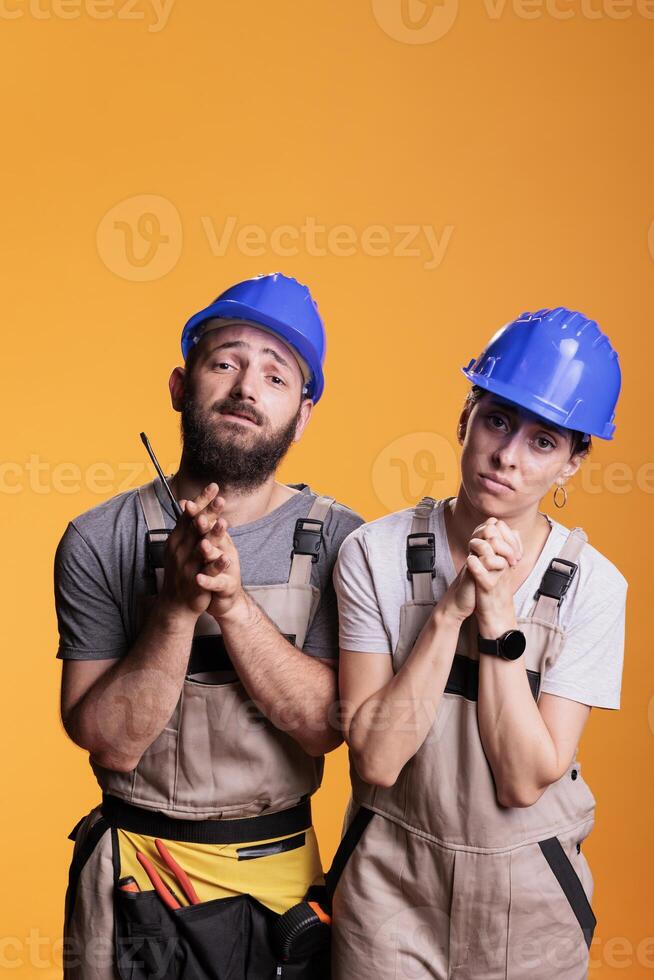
left=212, top=361, right=233, bottom=370
left=536, top=436, right=555, bottom=450
left=270, top=376, right=285, bottom=386
left=488, top=414, right=507, bottom=429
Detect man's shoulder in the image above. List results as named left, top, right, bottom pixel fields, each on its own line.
left=300, top=485, right=366, bottom=552
left=58, top=484, right=145, bottom=553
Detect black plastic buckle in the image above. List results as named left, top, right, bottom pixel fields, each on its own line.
left=145, top=528, right=170, bottom=570
left=536, top=558, right=578, bottom=603
left=292, top=518, right=324, bottom=563
left=406, top=532, right=436, bottom=580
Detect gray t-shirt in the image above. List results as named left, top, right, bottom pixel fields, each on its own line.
left=333, top=497, right=627, bottom=710
left=55, top=479, right=364, bottom=662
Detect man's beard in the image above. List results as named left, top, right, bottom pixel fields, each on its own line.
left=180, top=388, right=303, bottom=493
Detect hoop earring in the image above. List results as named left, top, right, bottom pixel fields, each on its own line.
left=553, top=483, right=567, bottom=509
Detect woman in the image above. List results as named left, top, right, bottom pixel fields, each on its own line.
left=331, top=307, right=626, bottom=980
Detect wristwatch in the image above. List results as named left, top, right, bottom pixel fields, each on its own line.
left=477, top=629, right=526, bottom=661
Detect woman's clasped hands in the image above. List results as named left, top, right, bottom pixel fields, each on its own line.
left=441, top=517, right=524, bottom=638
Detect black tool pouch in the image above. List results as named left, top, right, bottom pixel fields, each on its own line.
left=113, top=869, right=329, bottom=979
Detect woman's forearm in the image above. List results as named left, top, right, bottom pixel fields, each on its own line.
left=477, top=653, right=560, bottom=806
left=348, top=607, right=463, bottom=786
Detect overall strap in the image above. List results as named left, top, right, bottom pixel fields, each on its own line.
left=407, top=496, right=437, bottom=602
left=288, top=495, right=335, bottom=587
left=137, top=479, right=172, bottom=592
left=532, top=526, right=588, bottom=625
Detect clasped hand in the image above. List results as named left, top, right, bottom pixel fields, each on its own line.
left=443, top=518, right=523, bottom=637
left=160, top=483, right=243, bottom=621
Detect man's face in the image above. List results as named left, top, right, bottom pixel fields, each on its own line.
left=458, top=393, right=582, bottom=516
left=170, top=322, right=313, bottom=491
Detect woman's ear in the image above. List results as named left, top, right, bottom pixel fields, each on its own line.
left=559, top=452, right=584, bottom=482
left=457, top=406, right=470, bottom=445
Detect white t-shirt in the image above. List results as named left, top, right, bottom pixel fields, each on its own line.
left=333, top=497, right=627, bottom=710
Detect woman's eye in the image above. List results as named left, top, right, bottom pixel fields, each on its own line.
left=535, top=436, right=555, bottom=450
left=488, top=414, right=507, bottom=430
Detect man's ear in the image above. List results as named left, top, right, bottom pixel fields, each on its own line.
left=292, top=399, right=313, bottom=443
left=169, top=366, right=186, bottom=413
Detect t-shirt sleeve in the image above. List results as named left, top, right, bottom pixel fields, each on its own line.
left=54, top=521, right=128, bottom=661
left=540, top=568, right=627, bottom=710
left=302, top=506, right=366, bottom=661
left=332, top=528, right=393, bottom=655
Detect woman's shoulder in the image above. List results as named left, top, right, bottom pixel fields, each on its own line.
left=338, top=497, right=448, bottom=557
left=544, top=513, right=628, bottom=598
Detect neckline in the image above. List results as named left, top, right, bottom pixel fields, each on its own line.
left=152, top=477, right=313, bottom=534
left=435, top=497, right=560, bottom=604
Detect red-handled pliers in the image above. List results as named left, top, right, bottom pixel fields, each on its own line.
left=136, top=839, right=201, bottom=910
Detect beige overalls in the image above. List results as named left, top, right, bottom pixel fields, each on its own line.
left=331, top=496, right=598, bottom=980
left=62, top=478, right=335, bottom=980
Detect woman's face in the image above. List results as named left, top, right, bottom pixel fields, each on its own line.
left=459, top=392, right=584, bottom=517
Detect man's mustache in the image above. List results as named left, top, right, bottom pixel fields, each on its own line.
left=211, top=401, right=264, bottom=427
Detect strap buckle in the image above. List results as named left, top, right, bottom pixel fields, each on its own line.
left=536, top=557, right=578, bottom=603
left=406, top=532, right=436, bottom=580
left=292, top=518, right=324, bottom=563
left=145, top=528, right=170, bottom=570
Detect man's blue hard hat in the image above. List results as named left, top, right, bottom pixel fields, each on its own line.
left=181, top=273, right=326, bottom=403
left=462, top=307, right=621, bottom=440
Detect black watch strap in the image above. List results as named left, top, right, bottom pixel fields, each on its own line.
left=477, top=629, right=526, bottom=661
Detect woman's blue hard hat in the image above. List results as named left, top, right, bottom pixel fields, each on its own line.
left=462, top=307, right=621, bottom=440
left=181, top=273, right=326, bottom=403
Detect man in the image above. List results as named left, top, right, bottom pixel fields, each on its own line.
left=56, top=272, right=363, bottom=979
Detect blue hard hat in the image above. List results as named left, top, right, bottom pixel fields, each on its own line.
left=181, top=273, right=326, bottom=403
left=462, top=307, right=621, bottom=440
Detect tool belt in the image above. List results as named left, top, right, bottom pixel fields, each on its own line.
left=65, top=795, right=369, bottom=979
left=103, top=795, right=329, bottom=979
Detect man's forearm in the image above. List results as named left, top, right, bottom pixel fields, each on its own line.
left=67, top=597, right=198, bottom=772
left=216, top=590, right=342, bottom=756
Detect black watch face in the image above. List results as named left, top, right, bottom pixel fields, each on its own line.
left=501, top=630, right=526, bottom=660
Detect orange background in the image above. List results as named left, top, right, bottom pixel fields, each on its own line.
left=2, top=0, right=653, bottom=975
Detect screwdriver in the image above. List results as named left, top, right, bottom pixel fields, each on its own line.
left=139, top=432, right=183, bottom=519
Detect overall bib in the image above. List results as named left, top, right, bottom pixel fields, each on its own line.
left=62, top=478, right=334, bottom=980
left=332, top=497, right=598, bottom=980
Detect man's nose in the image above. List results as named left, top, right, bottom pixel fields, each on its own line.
left=228, top=364, right=258, bottom=401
